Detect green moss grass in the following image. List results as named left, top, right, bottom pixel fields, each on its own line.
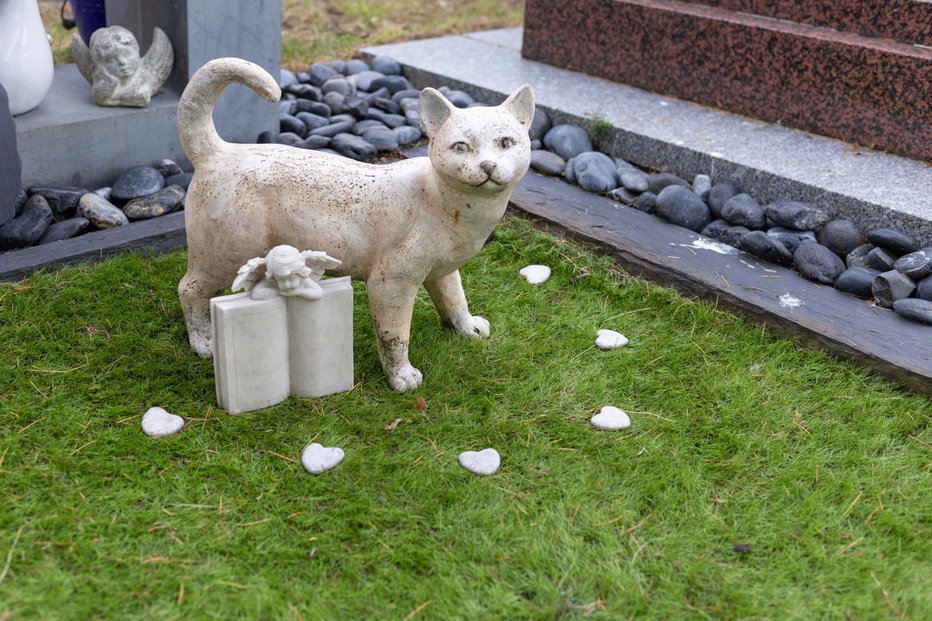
left=1, top=218, right=929, bottom=619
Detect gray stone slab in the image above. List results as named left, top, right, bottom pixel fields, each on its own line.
left=363, top=29, right=932, bottom=245
left=15, top=65, right=184, bottom=189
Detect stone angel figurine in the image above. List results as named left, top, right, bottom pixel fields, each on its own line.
left=72, top=26, right=173, bottom=107
left=232, top=245, right=343, bottom=301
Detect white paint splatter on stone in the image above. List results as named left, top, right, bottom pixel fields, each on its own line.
left=778, top=293, right=802, bottom=308
left=674, top=239, right=736, bottom=255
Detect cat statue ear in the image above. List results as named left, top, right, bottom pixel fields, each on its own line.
left=419, top=88, right=455, bottom=138
left=502, top=84, right=535, bottom=129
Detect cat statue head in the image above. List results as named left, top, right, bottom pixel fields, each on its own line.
left=420, top=85, right=535, bottom=195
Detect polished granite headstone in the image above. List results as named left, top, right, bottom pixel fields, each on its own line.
left=522, top=0, right=931, bottom=161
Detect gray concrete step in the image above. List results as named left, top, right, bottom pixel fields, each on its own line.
left=363, top=29, right=932, bottom=245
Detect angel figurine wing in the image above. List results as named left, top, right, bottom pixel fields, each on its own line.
left=139, top=27, right=174, bottom=94
left=71, top=33, right=95, bottom=84
left=300, top=250, right=342, bottom=279
left=231, top=257, right=266, bottom=292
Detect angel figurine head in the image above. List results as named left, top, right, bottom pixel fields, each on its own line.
left=232, top=245, right=342, bottom=301
left=72, top=26, right=173, bottom=107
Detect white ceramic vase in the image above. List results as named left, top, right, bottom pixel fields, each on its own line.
left=0, top=0, right=55, bottom=115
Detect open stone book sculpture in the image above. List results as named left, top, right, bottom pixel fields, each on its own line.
left=210, top=245, right=353, bottom=413
left=177, top=57, right=534, bottom=392
left=72, top=26, right=173, bottom=107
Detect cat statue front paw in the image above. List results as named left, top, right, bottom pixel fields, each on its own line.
left=458, top=315, right=490, bottom=339
left=386, top=363, right=424, bottom=393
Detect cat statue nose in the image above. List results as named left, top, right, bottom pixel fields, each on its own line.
left=480, top=160, right=497, bottom=175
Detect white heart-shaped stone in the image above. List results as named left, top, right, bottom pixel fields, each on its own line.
left=590, top=406, right=631, bottom=431
left=458, top=448, right=501, bottom=476
left=519, top=264, right=551, bottom=285
left=595, top=329, right=629, bottom=350
left=301, top=442, right=344, bottom=474
left=141, top=407, right=185, bottom=437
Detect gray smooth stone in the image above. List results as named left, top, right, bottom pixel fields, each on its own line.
left=739, top=230, right=793, bottom=265
left=529, top=108, right=551, bottom=141
left=362, top=126, right=400, bottom=152
left=893, top=299, right=932, bottom=325
left=543, top=124, right=593, bottom=161
left=280, top=69, right=297, bottom=88
left=370, top=55, right=401, bottom=75
left=720, top=225, right=750, bottom=247
left=404, top=110, right=421, bottom=129
left=294, top=99, right=331, bottom=117
left=867, top=228, right=919, bottom=256
left=370, top=97, right=400, bottom=115
left=894, top=248, right=932, bottom=279
left=568, top=152, right=618, bottom=193
left=721, top=193, right=766, bottom=229
left=344, top=59, right=370, bottom=75
left=165, top=173, right=192, bottom=190
left=692, top=174, right=712, bottom=201
left=296, top=112, right=330, bottom=132
left=276, top=132, right=304, bottom=147
left=392, top=125, right=422, bottom=146
left=0, top=195, right=53, bottom=250
left=835, top=266, right=880, bottom=298
left=323, top=91, right=345, bottom=114
left=352, top=119, right=388, bottom=135
left=655, top=185, right=711, bottom=232
left=156, top=159, right=184, bottom=178
left=619, top=169, right=650, bottom=193
left=77, top=192, right=129, bottom=229
left=530, top=150, right=565, bottom=176
left=110, top=166, right=165, bottom=204
left=310, top=121, right=355, bottom=138
left=300, top=135, right=331, bottom=150
left=308, top=63, right=339, bottom=87
left=817, top=219, right=864, bottom=257
left=846, top=243, right=875, bottom=268
left=917, top=276, right=932, bottom=302
left=123, top=186, right=185, bottom=220
left=323, top=60, right=346, bottom=75
left=341, top=94, right=369, bottom=117
left=392, top=89, right=421, bottom=103
left=607, top=187, right=638, bottom=205
left=26, top=185, right=88, bottom=217
left=634, top=192, right=657, bottom=214
left=872, top=270, right=915, bottom=308
left=286, top=83, right=322, bottom=101
left=708, top=182, right=738, bottom=219
left=280, top=113, right=307, bottom=137
left=648, top=172, right=689, bottom=195
left=330, top=133, right=377, bottom=161
left=765, top=200, right=829, bottom=231
left=767, top=226, right=815, bottom=254
left=37, top=217, right=90, bottom=244
left=866, top=247, right=897, bottom=272
left=370, top=75, right=411, bottom=94
left=793, top=241, right=846, bottom=285
left=701, top=219, right=730, bottom=240
left=322, top=77, right=353, bottom=97
left=366, top=110, right=406, bottom=128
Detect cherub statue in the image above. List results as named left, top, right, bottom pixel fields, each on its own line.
left=72, top=26, right=173, bottom=107
left=232, top=245, right=342, bottom=301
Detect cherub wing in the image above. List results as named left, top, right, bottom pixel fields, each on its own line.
left=71, top=33, right=94, bottom=84
left=301, top=250, right=342, bottom=271
left=231, top=257, right=266, bottom=292
left=139, top=27, right=174, bottom=92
